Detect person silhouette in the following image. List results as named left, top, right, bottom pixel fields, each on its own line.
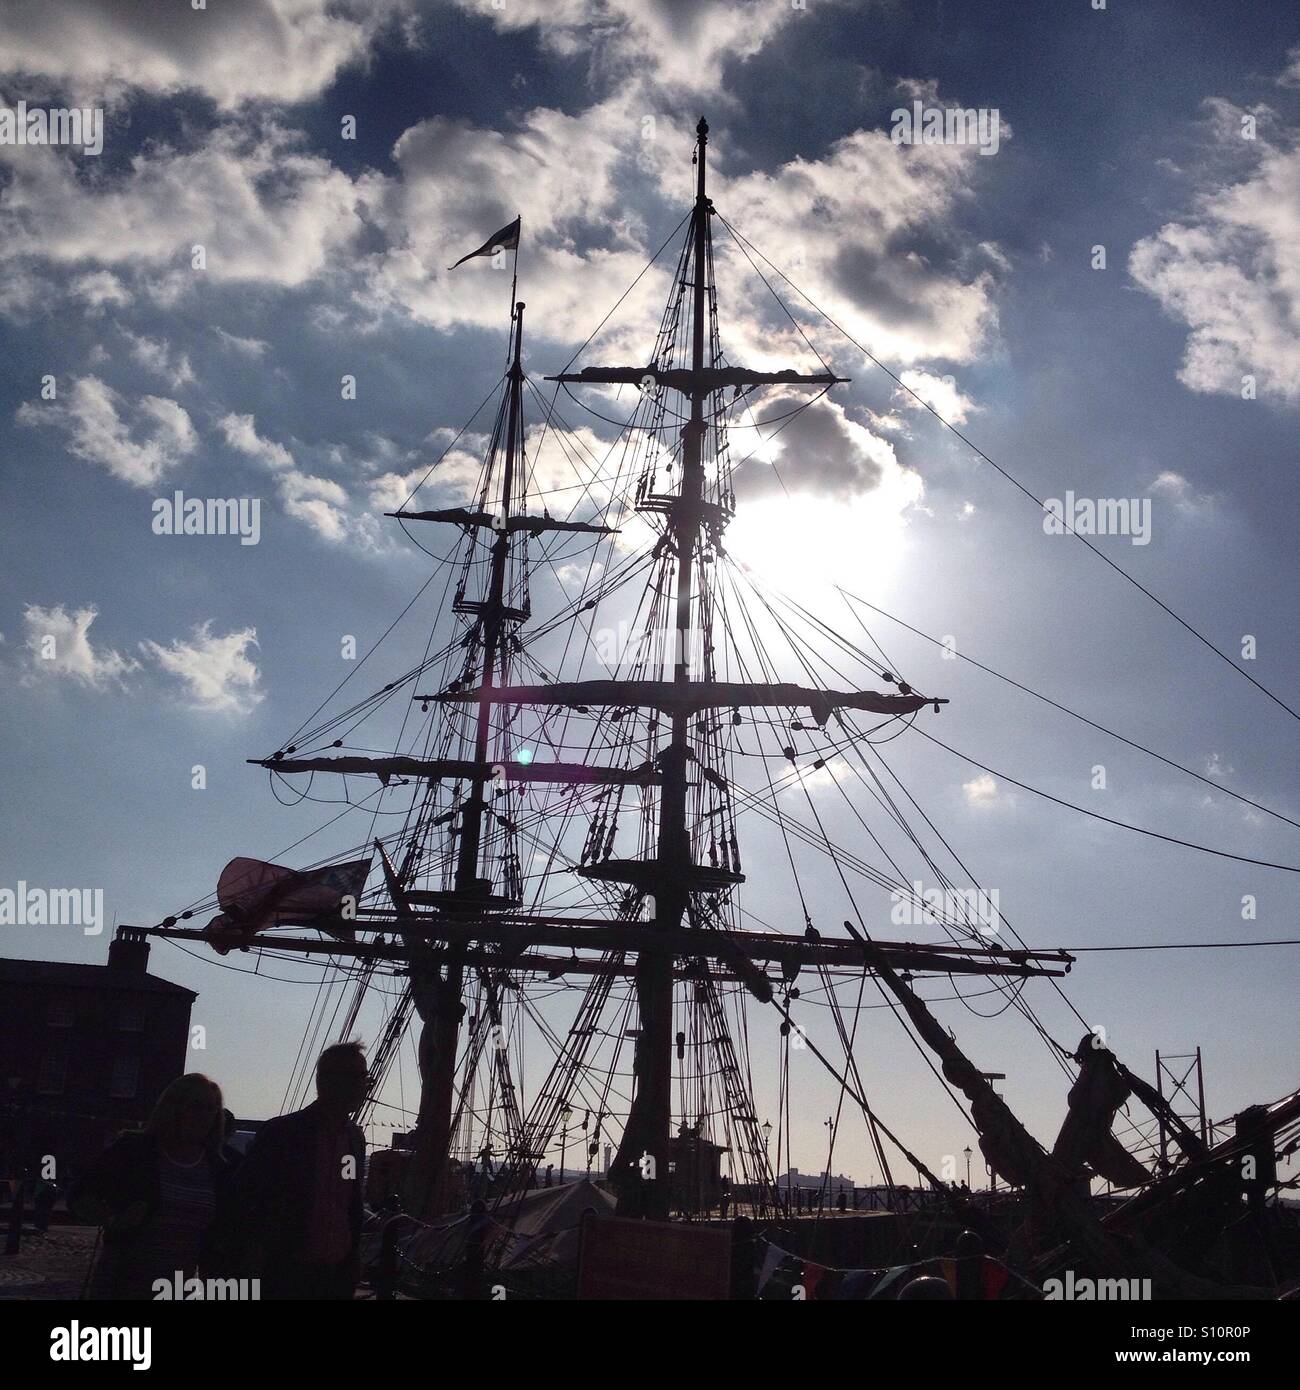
left=229, top=1042, right=369, bottom=1299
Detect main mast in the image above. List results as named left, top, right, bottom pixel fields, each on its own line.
left=606, top=120, right=712, bottom=1216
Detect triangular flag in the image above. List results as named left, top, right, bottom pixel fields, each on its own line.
left=448, top=215, right=520, bottom=269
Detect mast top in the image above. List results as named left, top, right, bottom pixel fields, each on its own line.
left=696, top=116, right=708, bottom=139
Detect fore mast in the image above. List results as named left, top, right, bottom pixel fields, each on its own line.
left=405, top=301, right=527, bottom=1217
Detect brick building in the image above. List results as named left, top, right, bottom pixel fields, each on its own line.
left=0, top=927, right=196, bottom=1183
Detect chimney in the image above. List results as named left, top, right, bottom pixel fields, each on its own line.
left=108, top=926, right=150, bottom=974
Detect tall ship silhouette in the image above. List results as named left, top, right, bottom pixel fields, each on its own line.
left=127, top=120, right=1300, bottom=1299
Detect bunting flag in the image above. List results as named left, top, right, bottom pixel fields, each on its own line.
left=448, top=215, right=520, bottom=269
left=754, top=1239, right=1042, bottom=1301
left=202, top=856, right=370, bottom=955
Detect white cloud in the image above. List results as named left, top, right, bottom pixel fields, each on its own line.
left=897, top=369, right=975, bottom=424
left=0, top=124, right=370, bottom=290
left=1151, top=469, right=1217, bottom=513
left=140, top=621, right=262, bottom=715
left=962, top=772, right=1000, bottom=807
left=362, top=99, right=670, bottom=343
left=17, top=376, right=197, bottom=486
left=361, top=93, right=1003, bottom=377
left=721, top=126, right=1004, bottom=367
left=21, top=603, right=138, bottom=688
left=220, top=412, right=350, bottom=542
left=1204, top=751, right=1234, bottom=777
left=214, top=327, right=270, bottom=357
left=444, top=0, right=797, bottom=91
left=121, top=330, right=195, bottom=390
left=71, top=271, right=131, bottom=312
left=1130, top=97, right=1300, bottom=405
left=0, top=0, right=391, bottom=109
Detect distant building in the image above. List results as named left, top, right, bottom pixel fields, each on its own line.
left=0, top=928, right=196, bottom=1182
left=775, top=1166, right=858, bottom=1192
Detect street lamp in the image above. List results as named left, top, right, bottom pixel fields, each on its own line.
left=559, top=1103, right=573, bottom=1183
left=760, top=1120, right=776, bottom=1216
left=963, top=1145, right=972, bottom=1189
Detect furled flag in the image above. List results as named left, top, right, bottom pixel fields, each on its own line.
left=202, top=856, right=370, bottom=955
left=448, top=215, right=520, bottom=269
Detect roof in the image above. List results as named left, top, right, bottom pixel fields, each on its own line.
left=0, top=957, right=197, bottom=999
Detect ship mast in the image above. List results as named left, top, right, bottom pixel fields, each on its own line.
left=609, top=119, right=712, bottom=1215
left=548, top=118, right=845, bottom=1215
left=402, top=301, right=529, bottom=1219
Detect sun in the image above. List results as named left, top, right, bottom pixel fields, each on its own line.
left=725, top=470, right=921, bottom=601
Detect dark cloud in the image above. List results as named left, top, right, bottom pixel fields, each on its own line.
left=731, top=392, right=885, bottom=501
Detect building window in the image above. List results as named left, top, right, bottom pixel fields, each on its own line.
left=36, top=1052, right=67, bottom=1095
left=116, top=1002, right=145, bottom=1032
left=46, top=998, right=74, bottom=1028
left=110, top=1054, right=139, bottom=1100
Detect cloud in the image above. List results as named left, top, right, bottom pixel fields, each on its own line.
left=362, top=92, right=1004, bottom=376
left=896, top=369, right=974, bottom=424
left=721, top=125, right=1005, bottom=367
left=0, top=124, right=370, bottom=290
left=219, top=412, right=350, bottom=542
left=962, top=772, right=1001, bottom=807
left=361, top=99, right=672, bottom=343
left=0, top=0, right=391, bottom=109
left=1151, top=469, right=1217, bottom=513
left=214, top=327, right=270, bottom=357
left=1130, top=97, right=1300, bottom=405
left=1279, top=45, right=1300, bottom=89
left=21, top=603, right=138, bottom=688
left=71, top=271, right=131, bottom=312
left=1204, top=751, right=1234, bottom=778
left=17, top=376, right=197, bottom=486
left=121, top=330, right=195, bottom=390
left=140, top=621, right=262, bottom=714
left=731, top=393, right=895, bottom=501
left=443, top=0, right=798, bottom=91
left=20, top=604, right=264, bottom=713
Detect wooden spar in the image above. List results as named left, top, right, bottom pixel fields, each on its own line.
left=135, top=919, right=1073, bottom=978
left=846, top=922, right=1142, bottom=1278
left=251, top=754, right=664, bottom=786
left=546, top=366, right=848, bottom=391
left=416, top=678, right=945, bottom=720
left=385, top=507, right=617, bottom=537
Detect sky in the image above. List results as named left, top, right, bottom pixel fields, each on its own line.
left=1, top=0, right=1298, bottom=1189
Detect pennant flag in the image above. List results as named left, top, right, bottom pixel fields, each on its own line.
left=448, top=215, right=520, bottom=270
left=202, top=856, right=370, bottom=955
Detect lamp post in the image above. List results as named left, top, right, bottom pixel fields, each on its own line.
left=760, top=1119, right=773, bottom=1213
left=559, top=1103, right=572, bottom=1183
left=963, top=1145, right=972, bottom=1189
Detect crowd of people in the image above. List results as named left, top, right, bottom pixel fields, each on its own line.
left=70, top=1041, right=371, bottom=1300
